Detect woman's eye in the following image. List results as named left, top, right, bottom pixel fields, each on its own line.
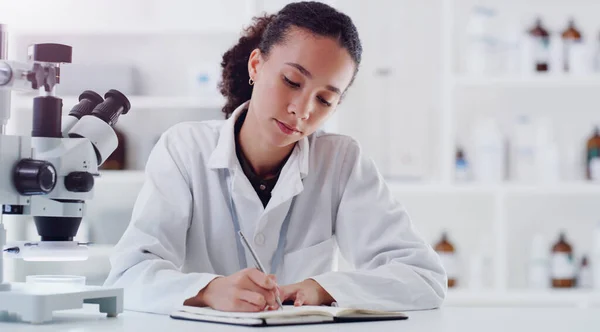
left=283, top=75, right=331, bottom=107
left=317, top=96, right=332, bottom=107
left=283, top=76, right=300, bottom=88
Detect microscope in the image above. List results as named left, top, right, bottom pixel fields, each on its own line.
left=0, top=24, right=125, bottom=323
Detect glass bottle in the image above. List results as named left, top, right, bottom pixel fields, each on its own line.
left=528, top=18, right=550, bottom=72
left=551, top=232, right=575, bottom=288
left=586, top=126, right=600, bottom=181
left=561, top=19, right=583, bottom=72
left=435, top=232, right=458, bottom=288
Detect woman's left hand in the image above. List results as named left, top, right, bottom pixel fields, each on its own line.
left=280, top=279, right=335, bottom=307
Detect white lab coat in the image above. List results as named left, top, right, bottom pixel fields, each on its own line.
left=104, top=101, right=447, bottom=315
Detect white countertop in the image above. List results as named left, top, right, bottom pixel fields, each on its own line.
left=1, top=305, right=599, bottom=331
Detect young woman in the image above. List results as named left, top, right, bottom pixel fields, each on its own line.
left=105, top=1, right=446, bottom=314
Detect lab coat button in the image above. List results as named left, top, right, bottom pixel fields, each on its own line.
left=254, top=233, right=265, bottom=245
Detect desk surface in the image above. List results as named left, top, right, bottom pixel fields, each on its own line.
left=1, top=305, right=599, bottom=331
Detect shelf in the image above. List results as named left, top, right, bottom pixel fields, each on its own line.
left=387, top=182, right=495, bottom=195
left=95, top=170, right=145, bottom=185
left=12, top=95, right=225, bottom=110
left=387, top=181, right=600, bottom=195
left=454, top=75, right=600, bottom=88
left=90, top=174, right=600, bottom=195
left=445, top=289, right=600, bottom=308
left=501, top=182, right=600, bottom=195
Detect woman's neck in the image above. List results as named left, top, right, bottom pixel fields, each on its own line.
left=238, top=110, right=295, bottom=178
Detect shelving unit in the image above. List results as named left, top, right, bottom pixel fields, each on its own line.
left=435, top=0, right=600, bottom=294
left=432, top=0, right=600, bottom=294
left=96, top=170, right=145, bottom=185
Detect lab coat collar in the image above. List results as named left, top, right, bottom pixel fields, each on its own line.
left=207, top=100, right=309, bottom=179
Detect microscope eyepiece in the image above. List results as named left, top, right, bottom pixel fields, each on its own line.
left=68, top=90, right=103, bottom=120
left=90, top=89, right=131, bottom=126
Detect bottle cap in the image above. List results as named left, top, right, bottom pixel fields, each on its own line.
left=441, top=231, right=448, bottom=241
left=558, top=230, right=567, bottom=240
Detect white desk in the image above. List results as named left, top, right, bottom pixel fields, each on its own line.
left=1, top=305, right=599, bottom=331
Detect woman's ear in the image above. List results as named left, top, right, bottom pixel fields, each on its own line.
left=248, top=48, right=263, bottom=81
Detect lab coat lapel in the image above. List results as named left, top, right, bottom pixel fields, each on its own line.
left=207, top=100, right=260, bottom=202
left=207, top=101, right=249, bottom=171
left=262, top=136, right=310, bottom=216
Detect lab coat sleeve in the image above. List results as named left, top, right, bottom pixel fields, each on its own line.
left=104, top=128, right=220, bottom=314
left=311, top=139, right=447, bottom=311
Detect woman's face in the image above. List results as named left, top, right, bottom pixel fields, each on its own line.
left=247, top=26, right=356, bottom=148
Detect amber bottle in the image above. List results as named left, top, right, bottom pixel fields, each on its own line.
left=435, top=232, right=457, bottom=288
left=551, top=232, right=575, bottom=288
left=561, top=19, right=583, bottom=72
left=528, top=18, right=550, bottom=72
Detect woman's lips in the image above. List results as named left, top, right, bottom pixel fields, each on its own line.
left=276, top=120, right=300, bottom=135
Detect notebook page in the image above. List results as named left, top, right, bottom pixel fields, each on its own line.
left=177, top=305, right=336, bottom=319
left=298, top=306, right=408, bottom=317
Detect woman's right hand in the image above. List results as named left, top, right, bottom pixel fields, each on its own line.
left=184, top=268, right=281, bottom=312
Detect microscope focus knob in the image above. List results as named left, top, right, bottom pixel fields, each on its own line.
left=64, top=172, right=95, bottom=193
left=13, top=159, right=57, bottom=195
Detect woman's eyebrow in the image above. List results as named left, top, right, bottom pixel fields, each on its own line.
left=285, top=62, right=312, bottom=78
left=285, top=62, right=342, bottom=95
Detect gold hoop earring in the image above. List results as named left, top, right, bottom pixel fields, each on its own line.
left=249, top=78, right=254, bottom=86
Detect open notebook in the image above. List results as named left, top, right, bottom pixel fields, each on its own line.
left=170, top=305, right=408, bottom=326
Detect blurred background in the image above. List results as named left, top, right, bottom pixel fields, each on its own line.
left=1, top=0, right=600, bottom=308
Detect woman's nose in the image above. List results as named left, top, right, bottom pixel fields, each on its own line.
left=288, top=99, right=311, bottom=120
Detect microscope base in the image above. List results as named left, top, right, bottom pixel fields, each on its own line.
left=0, top=282, right=122, bottom=324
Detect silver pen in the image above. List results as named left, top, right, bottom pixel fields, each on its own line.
left=238, top=231, right=284, bottom=310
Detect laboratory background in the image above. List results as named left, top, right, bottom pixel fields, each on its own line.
left=1, top=0, right=600, bottom=309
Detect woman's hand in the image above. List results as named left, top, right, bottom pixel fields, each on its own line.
left=184, top=268, right=281, bottom=312
left=280, top=279, right=335, bottom=306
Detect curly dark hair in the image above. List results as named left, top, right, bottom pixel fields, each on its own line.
left=218, top=1, right=362, bottom=118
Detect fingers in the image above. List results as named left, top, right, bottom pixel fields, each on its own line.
left=246, top=283, right=277, bottom=307
left=240, top=270, right=278, bottom=307
left=294, top=292, right=306, bottom=306
left=236, top=290, right=266, bottom=312
left=234, top=300, right=263, bottom=312
left=268, top=275, right=283, bottom=301
left=245, top=269, right=276, bottom=290
left=268, top=275, right=279, bottom=291
left=280, top=284, right=299, bottom=302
